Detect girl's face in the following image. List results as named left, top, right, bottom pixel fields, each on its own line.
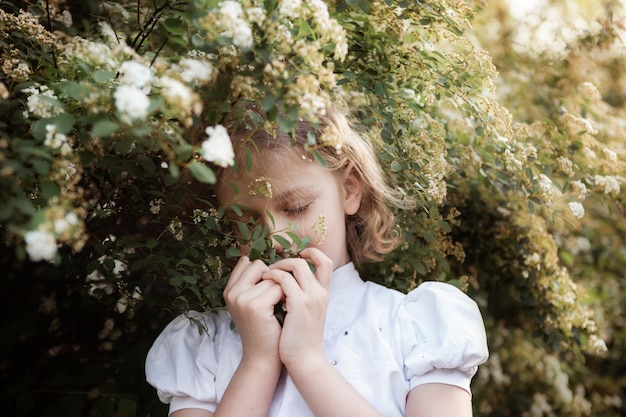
left=215, top=152, right=362, bottom=269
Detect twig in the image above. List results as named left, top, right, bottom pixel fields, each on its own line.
left=44, top=0, right=59, bottom=70
left=98, top=0, right=121, bottom=44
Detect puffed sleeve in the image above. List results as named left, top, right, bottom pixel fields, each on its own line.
left=399, top=281, right=489, bottom=395
left=145, top=309, right=241, bottom=413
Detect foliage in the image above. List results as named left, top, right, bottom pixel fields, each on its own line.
left=0, top=0, right=624, bottom=416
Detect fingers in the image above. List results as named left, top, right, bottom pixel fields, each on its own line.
left=261, top=248, right=333, bottom=298
left=230, top=279, right=284, bottom=313
left=224, top=256, right=268, bottom=294
left=299, top=248, right=334, bottom=290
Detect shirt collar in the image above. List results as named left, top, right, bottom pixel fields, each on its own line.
left=330, top=262, right=364, bottom=295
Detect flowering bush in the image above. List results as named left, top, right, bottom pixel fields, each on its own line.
left=1, top=0, right=624, bottom=415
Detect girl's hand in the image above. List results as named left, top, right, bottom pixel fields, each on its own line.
left=261, top=248, right=333, bottom=368
left=223, top=256, right=284, bottom=366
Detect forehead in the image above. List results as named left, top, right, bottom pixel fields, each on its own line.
left=215, top=152, right=337, bottom=203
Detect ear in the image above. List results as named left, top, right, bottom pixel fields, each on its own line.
left=342, top=163, right=363, bottom=216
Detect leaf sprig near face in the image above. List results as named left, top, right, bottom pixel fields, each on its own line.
left=222, top=211, right=312, bottom=265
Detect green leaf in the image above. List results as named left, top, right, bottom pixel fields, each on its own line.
left=170, top=276, right=184, bottom=286
left=59, top=81, right=90, bottom=101
left=0, top=202, right=14, bottom=221
left=176, top=144, right=194, bottom=161
left=272, top=234, right=291, bottom=250
left=115, top=139, right=134, bottom=154
left=311, top=150, right=327, bottom=168
left=54, top=114, right=75, bottom=134
left=261, top=94, right=276, bottom=112
left=163, top=18, right=185, bottom=34
left=92, top=70, right=115, bottom=83
left=188, top=161, right=216, bottom=184
left=92, top=120, right=119, bottom=137
left=237, top=221, right=250, bottom=239
left=226, top=246, right=242, bottom=258
left=32, top=159, right=50, bottom=175
left=40, top=181, right=60, bottom=199
left=136, top=154, right=157, bottom=175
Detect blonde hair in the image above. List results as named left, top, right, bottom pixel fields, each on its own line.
left=212, top=104, right=409, bottom=266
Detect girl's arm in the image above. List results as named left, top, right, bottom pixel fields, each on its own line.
left=172, top=257, right=284, bottom=417
left=285, top=356, right=385, bottom=417
left=263, top=249, right=385, bottom=417
left=405, top=383, right=473, bottom=417
left=170, top=355, right=282, bottom=417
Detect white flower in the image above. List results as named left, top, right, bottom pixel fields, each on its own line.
left=58, top=10, right=73, bottom=27
left=54, top=218, right=70, bottom=234
left=534, top=173, right=553, bottom=199
left=232, top=25, right=253, bottom=49
left=159, top=76, right=201, bottom=119
left=279, top=0, right=302, bottom=18
left=114, top=84, right=150, bottom=122
left=202, top=125, right=235, bottom=167
left=571, top=180, right=588, bottom=198
left=602, top=147, right=617, bottom=162
left=24, top=230, right=57, bottom=262
left=150, top=198, right=163, bottom=214
left=177, top=58, right=214, bottom=84
left=24, top=85, right=64, bottom=118
left=54, top=211, right=79, bottom=234
left=219, top=1, right=253, bottom=49
left=246, top=7, right=266, bottom=25
left=118, top=61, right=153, bottom=91
left=568, top=202, right=585, bottom=219
left=594, top=175, right=621, bottom=195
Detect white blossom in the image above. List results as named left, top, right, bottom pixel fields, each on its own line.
left=150, top=198, right=163, bottom=214
left=568, top=201, right=585, bottom=219
left=23, top=85, right=64, bottom=118
left=219, top=1, right=253, bottom=49
left=202, top=125, right=235, bottom=167
left=24, top=230, right=57, bottom=262
left=594, top=175, right=621, bottom=194
left=278, top=0, right=302, bottom=18
left=176, top=58, right=214, bottom=84
left=245, top=7, right=266, bottom=25
left=159, top=76, right=201, bottom=119
left=534, top=173, right=553, bottom=202
left=54, top=212, right=79, bottom=234
left=114, top=84, right=150, bottom=122
left=571, top=180, right=588, bottom=198
left=118, top=61, right=153, bottom=91
left=602, top=147, right=617, bottom=162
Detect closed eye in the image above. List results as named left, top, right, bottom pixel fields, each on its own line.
left=283, top=203, right=310, bottom=217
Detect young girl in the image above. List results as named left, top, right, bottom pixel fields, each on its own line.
left=145, top=104, right=489, bottom=417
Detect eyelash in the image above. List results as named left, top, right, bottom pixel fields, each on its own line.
left=283, top=203, right=310, bottom=216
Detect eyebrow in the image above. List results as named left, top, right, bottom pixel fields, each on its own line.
left=273, top=187, right=317, bottom=203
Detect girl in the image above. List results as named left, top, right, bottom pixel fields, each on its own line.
left=145, top=104, right=489, bottom=417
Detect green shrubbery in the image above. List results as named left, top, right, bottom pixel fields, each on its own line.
left=1, top=0, right=624, bottom=415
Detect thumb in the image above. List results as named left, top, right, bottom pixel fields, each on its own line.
left=298, top=247, right=334, bottom=290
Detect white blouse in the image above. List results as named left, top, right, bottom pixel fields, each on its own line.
left=145, top=262, right=489, bottom=416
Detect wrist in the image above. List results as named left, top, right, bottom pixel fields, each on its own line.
left=240, top=353, right=282, bottom=376
left=282, top=351, right=328, bottom=376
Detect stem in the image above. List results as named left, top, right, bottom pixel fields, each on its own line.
left=98, top=0, right=121, bottom=44
left=44, top=0, right=59, bottom=70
